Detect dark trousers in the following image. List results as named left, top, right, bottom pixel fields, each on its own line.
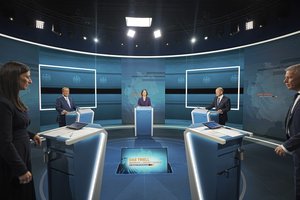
left=57, top=115, right=66, bottom=127
left=294, top=153, right=300, bottom=200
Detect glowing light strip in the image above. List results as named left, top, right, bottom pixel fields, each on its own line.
left=185, top=132, right=205, bottom=199
left=87, top=132, right=107, bottom=200
left=39, top=64, right=97, bottom=111
left=0, top=30, right=300, bottom=58
left=185, top=66, right=240, bottom=110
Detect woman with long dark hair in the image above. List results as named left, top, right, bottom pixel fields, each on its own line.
left=0, top=61, right=41, bottom=200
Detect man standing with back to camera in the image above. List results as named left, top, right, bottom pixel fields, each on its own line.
left=206, top=87, right=231, bottom=125
left=55, top=87, right=77, bottom=127
left=275, top=64, right=300, bottom=200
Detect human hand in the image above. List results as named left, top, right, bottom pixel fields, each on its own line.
left=217, top=109, right=223, bottom=114
left=33, top=135, right=42, bottom=146
left=275, top=146, right=286, bottom=156
left=18, top=171, right=32, bottom=184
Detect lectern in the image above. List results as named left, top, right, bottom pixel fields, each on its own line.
left=184, top=124, right=252, bottom=200
left=191, top=108, right=219, bottom=124
left=65, top=111, right=77, bottom=125
left=65, top=108, right=94, bottom=125
left=134, top=106, right=153, bottom=137
left=40, top=124, right=107, bottom=200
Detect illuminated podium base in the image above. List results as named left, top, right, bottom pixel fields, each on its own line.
left=116, top=147, right=172, bottom=174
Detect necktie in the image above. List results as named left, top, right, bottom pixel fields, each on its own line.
left=66, top=97, right=71, bottom=108
left=217, top=97, right=221, bottom=106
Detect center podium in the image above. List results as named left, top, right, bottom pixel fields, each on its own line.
left=134, top=106, right=153, bottom=137
left=40, top=124, right=107, bottom=200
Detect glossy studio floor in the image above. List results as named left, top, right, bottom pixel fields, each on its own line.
left=32, top=121, right=294, bottom=200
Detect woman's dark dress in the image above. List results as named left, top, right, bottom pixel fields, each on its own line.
left=0, top=96, right=36, bottom=200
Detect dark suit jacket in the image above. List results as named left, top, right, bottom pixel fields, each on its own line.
left=137, top=97, right=151, bottom=106
left=283, top=96, right=300, bottom=152
left=55, top=96, right=76, bottom=125
left=206, top=95, right=231, bottom=124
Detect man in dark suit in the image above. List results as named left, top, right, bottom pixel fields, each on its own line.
left=206, top=87, right=231, bottom=125
left=55, top=87, right=77, bottom=127
left=275, top=64, right=300, bottom=200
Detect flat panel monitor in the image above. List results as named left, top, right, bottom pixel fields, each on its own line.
left=118, top=148, right=168, bottom=174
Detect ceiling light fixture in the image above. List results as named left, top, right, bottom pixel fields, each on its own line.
left=153, top=29, right=161, bottom=38
left=127, top=29, right=136, bottom=38
left=94, top=38, right=99, bottom=43
left=125, top=17, right=152, bottom=27
left=245, top=20, right=254, bottom=30
left=191, top=37, right=196, bottom=44
left=35, top=20, right=45, bottom=29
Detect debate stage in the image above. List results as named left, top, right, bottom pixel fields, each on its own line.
left=32, top=124, right=293, bottom=200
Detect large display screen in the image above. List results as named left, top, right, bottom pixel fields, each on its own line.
left=117, top=148, right=168, bottom=174
left=186, top=66, right=240, bottom=110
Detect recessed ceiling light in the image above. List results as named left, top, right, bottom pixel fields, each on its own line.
left=127, top=29, right=136, bottom=38
left=204, top=36, right=208, bottom=40
left=94, top=38, right=99, bottom=43
left=191, top=37, right=196, bottom=44
left=245, top=20, right=254, bottom=30
left=9, top=17, right=14, bottom=21
left=35, top=20, right=45, bottom=29
left=83, top=36, right=87, bottom=40
left=154, top=29, right=162, bottom=38
left=126, top=17, right=152, bottom=27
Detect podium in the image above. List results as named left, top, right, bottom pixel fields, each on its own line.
left=65, top=108, right=94, bottom=125
left=191, top=108, right=219, bottom=124
left=65, top=111, right=77, bottom=125
left=77, top=108, right=94, bottom=123
left=184, top=124, right=252, bottom=200
left=40, top=124, right=107, bottom=200
left=134, top=106, right=153, bottom=137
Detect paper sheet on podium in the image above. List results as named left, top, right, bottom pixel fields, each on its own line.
left=191, top=127, right=242, bottom=138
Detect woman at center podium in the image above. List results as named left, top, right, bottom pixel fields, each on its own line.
left=137, top=89, right=151, bottom=106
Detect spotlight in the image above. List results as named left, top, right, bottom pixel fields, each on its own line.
left=83, top=36, right=87, bottom=40
left=125, top=17, right=152, bottom=27
left=9, top=17, right=14, bottom=21
left=153, top=29, right=161, bottom=38
left=35, top=20, right=45, bottom=29
left=51, top=24, right=62, bottom=36
left=245, top=20, right=254, bottom=30
left=127, top=29, right=136, bottom=38
left=191, top=37, right=196, bottom=44
left=94, top=38, right=99, bottom=43
left=204, top=36, right=208, bottom=40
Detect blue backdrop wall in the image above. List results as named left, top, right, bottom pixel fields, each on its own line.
left=1, top=32, right=300, bottom=140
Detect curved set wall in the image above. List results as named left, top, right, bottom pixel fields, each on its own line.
left=1, top=31, right=300, bottom=140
